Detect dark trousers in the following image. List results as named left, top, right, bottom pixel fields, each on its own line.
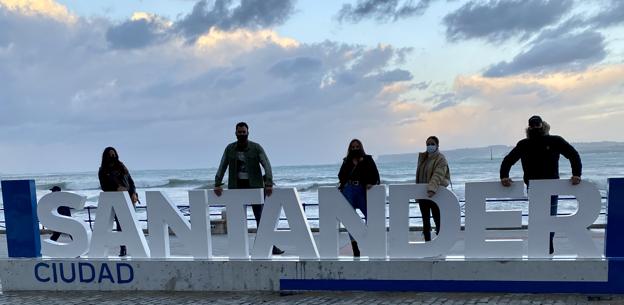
left=50, top=206, right=72, bottom=242
left=341, top=184, right=368, bottom=241
left=419, top=199, right=440, bottom=241
left=237, top=179, right=282, bottom=252
left=237, top=179, right=264, bottom=226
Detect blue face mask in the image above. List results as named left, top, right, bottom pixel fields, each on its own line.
left=426, top=144, right=437, bottom=154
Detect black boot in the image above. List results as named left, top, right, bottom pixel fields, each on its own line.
left=119, top=245, right=127, bottom=257
left=351, top=241, right=360, bottom=257
left=272, top=246, right=285, bottom=255
left=549, top=232, right=555, bottom=254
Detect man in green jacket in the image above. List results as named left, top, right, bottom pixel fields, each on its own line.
left=214, top=122, right=284, bottom=255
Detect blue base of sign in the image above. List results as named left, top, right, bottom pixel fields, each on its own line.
left=280, top=260, right=624, bottom=293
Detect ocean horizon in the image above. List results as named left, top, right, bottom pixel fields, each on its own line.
left=1, top=141, right=621, bottom=228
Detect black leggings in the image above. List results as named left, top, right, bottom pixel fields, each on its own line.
left=419, top=199, right=440, bottom=241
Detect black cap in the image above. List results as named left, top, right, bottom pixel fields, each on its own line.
left=528, top=115, right=543, bottom=127
left=49, top=186, right=61, bottom=192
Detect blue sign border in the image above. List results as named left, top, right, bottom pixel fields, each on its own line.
left=1, top=180, right=41, bottom=258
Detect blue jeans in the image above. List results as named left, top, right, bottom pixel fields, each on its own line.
left=341, top=184, right=367, bottom=241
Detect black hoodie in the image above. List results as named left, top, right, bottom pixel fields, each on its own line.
left=500, top=134, right=582, bottom=185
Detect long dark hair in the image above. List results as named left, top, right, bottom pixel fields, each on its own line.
left=100, top=147, right=128, bottom=174
left=345, top=139, right=366, bottom=159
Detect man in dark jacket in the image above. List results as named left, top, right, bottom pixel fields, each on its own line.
left=500, top=115, right=582, bottom=254
left=214, top=122, right=284, bottom=255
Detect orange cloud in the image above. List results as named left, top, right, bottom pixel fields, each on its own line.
left=455, top=65, right=624, bottom=107
left=191, top=28, right=299, bottom=65
left=196, top=28, right=298, bottom=50
left=0, top=0, right=75, bottom=23
left=382, top=65, right=624, bottom=149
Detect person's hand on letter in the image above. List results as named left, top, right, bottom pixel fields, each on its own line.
left=571, top=176, right=581, bottom=185
left=214, top=186, right=223, bottom=197
left=264, top=185, right=273, bottom=197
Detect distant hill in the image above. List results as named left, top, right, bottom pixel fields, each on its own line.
left=377, top=141, right=624, bottom=163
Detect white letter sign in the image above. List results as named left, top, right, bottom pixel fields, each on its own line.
left=388, top=184, right=460, bottom=258
left=38, top=192, right=90, bottom=258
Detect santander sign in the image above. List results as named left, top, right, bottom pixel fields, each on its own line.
left=37, top=180, right=602, bottom=260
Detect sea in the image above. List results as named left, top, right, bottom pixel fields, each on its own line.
left=1, top=143, right=623, bottom=229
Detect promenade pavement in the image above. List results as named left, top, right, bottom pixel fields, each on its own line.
left=1, top=230, right=622, bottom=304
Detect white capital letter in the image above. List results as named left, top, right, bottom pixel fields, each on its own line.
left=89, top=192, right=150, bottom=258
left=251, top=188, right=319, bottom=259
left=528, top=179, right=601, bottom=258
left=464, top=182, right=524, bottom=258
left=208, top=189, right=263, bottom=259
left=38, top=192, right=90, bottom=258
left=147, top=190, right=212, bottom=258
left=388, top=184, right=460, bottom=258
left=318, top=185, right=387, bottom=258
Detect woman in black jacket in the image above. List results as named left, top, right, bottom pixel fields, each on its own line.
left=98, top=146, right=139, bottom=256
left=338, top=139, right=380, bottom=257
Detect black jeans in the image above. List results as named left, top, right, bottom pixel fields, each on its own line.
left=419, top=199, right=440, bottom=241
left=237, top=179, right=264, bottom=226
left=50, top=206, right=73, bottom=241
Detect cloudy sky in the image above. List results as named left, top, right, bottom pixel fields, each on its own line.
left=1, top=0, right=623, bottom=173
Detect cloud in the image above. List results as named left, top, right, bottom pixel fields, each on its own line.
left=104, top=0, right=297, bottom=49
left=444, top=0, right=573, bottom=43
left=174, top=0, right=296, bottom=42
left=194, top=28, right=299, bottom=63
left=425, top=93, right=459, bottom=111
left=381, top=65, right=624, bottom=153
left=268, top=56, right=323, bottom=79
left=587, top=0, right=624, bottom=29
left=413, top=81, right=430, bottom=90
left=459, top=65, right=624, bottom=109
left=0, top=0, right=75, bottom=23
left=375, top=69, right=413, bottom=82
left=531, top=0, right=624, bottom=45
left=483, top=31, right=606, bottom=77
left=337, top=0, right=435, bottom=23
left=106, top=13, right=171, bottom=49
left=0, top=1, right=420, bottom=172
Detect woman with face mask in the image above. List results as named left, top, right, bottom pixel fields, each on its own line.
left=98, top=146, right=139, bottom=256
left=338, top=139, right=381, bottom=257
left=416, top=136, right=451, bottom=241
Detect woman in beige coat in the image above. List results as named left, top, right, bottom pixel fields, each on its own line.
left=416, top=136, right=450, bottom=241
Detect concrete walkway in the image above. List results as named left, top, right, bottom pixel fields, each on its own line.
left=0, top=290, right=621, bottom=304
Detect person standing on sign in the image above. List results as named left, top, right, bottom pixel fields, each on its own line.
left=49, top=186, right=73, bottom=242
left=338, top=139, right=381, bottom=257
left=214, top=122, right=284, bottom=255
left=500, top=115, right=582, bottom=254
left=98, top=146, right=139, bottom=257
left=415, top=136, right=451, bottom=242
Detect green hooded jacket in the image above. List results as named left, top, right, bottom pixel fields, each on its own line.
left=214, top=141, right=273, bottom=189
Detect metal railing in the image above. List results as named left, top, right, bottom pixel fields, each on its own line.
left=0, top=196, right=608, bottom=231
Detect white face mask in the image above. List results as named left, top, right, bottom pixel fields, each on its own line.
left=426, top=144, right=438, bottom=153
